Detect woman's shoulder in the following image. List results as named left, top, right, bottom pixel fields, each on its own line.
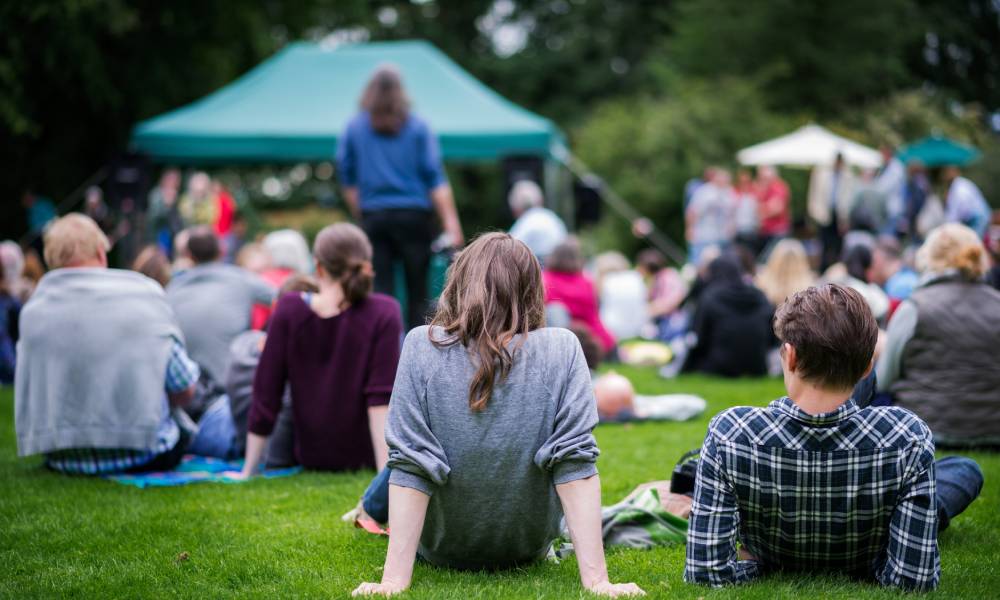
left=524, top=327, right=581, bottom=358
left=357, top=292, right=403, bottom=320
left=273, top=291, right=310, bottom=316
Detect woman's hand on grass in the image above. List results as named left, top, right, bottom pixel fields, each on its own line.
left=586, top=581, right=646, bottom=597
left=220, top=470, right=249, bottom=481
left=352, top=581, right=407, bottom=596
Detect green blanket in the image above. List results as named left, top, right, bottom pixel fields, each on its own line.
left=551, top=488, right=688, bottom=560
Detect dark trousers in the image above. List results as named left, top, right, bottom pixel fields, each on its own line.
left=819, top=222, right=842, bottom=272
left=362, top=209, right=435, bottom=329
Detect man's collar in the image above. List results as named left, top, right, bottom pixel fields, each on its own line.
left=772, top=396, right=859, bottom=426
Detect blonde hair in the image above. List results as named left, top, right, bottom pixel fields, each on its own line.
left=916, top=223, right=988, bottom=280
left=755, top=239, right=816, bottom=306
left=43, top=213, right=110, bottom=269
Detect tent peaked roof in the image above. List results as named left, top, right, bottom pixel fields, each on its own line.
left=130, top=40, right=563, bottom=164
left=736, top=124, right=883, bottom=169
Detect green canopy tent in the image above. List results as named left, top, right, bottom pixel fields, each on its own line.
left=130, top=40, right=564, bottom=163
left=896, top=135, right=981, bottom=167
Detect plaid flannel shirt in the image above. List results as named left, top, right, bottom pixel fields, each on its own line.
left=46, top=339, right=199, bottom=475
left=684, top=396, right=940, bottom=592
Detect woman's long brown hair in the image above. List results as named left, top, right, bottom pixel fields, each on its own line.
left=360, top=65, right=410, bottom=135
left=430, top=233, right=546, bottom=411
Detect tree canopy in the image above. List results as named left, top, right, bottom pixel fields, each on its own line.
left=1, top=0, right=997, bottom=240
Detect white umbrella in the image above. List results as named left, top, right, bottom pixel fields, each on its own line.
left=736, top=124, right=883, bottom=169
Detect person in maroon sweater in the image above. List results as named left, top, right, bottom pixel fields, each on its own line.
left=236, top=223, right=403, bottom=475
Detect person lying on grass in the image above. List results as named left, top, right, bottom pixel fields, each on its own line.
left=685, top=284, right=983, bottom=592
left=353, top=233, right=643, bottom=598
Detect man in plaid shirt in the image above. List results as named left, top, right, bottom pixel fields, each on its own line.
left=685, top=284, right=983, bottom=592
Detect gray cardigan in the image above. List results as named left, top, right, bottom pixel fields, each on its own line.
left=15, top=268, right=182, bottom=456
left=386, top=326, right=600, bottom=570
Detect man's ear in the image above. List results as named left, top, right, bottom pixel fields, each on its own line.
left=861, top=356, right=875, bottom=379
left=783, top=343, right=797, bottom=373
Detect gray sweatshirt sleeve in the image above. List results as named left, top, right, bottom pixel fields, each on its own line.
left=876, top=300, right=919, bottom=392
left=386, top=329, right=451, bottom=496
left=533, top=335, right=600, bottom=485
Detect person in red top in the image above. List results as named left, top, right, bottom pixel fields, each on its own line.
left=755, top=165, right=791, bottom=252
left=542, top=238, right=616, bottom=356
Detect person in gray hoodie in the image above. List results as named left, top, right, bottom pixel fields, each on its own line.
left=352, top=233, right=643, bottom=598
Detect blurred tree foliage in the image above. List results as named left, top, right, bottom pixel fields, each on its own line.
left=1, top=0, right=998, bottom=244
left=666, top=0, right=921, bottom=116
left=572, top=77, right=793, bottom=256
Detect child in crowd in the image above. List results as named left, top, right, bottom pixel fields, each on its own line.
left=685, top=284, right=982, bottom=591
left=353, top=233, right=642, bottom=598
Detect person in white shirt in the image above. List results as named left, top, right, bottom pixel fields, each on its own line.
left=508, top=180, right=568, bottom=263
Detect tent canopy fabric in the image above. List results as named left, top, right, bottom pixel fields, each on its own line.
left=896, top=135, right=981, bottom=167
left=130, top=40, right=563, bottom=164
left=736, top=124, right=883, bottom=169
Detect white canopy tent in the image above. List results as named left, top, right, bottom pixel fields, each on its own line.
left=736, top=124, right=883, bottom=169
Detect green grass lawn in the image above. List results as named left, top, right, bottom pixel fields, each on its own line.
left=1, top=372, right=997, bottom=599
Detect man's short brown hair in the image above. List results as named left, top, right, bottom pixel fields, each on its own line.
left=773, top=284, right=877, bottom=390
left=43, top=213, right=110, bottom=269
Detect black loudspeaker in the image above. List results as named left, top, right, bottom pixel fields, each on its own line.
left=574, top=173, right=603, bottom=226
left=501, top=155, right=545, bottom=212
left=106, top=153, right=150, bottom=213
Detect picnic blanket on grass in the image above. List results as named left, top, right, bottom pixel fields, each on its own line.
left=104, top=455, right=301, bottom=488
left=551, top=487, right=688, bottom=560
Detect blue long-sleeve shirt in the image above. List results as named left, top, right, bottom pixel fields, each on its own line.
left=336, top=112, right=447, bottom=212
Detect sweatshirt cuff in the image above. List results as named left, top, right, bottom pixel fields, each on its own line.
left=551, top=459, right=598, bottom=485
left=389, top=468, right=436, bottom=496
left=365, top=392, right=391, bottom=408
left=247, top=418, right=275, bottom=438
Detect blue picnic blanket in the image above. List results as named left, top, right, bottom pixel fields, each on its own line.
left=104, top=455, right=301, bottom=488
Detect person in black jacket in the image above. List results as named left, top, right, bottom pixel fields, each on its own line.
left=683, top=254, right=776, bottom=377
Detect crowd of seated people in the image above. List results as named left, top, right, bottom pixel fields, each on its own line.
left=8, top=198, right=998, bottom=597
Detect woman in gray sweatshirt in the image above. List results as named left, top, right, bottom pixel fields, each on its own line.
left=353, top=233, right=643, bottom=598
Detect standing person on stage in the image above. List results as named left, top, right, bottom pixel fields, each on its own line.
left=338, top=66, right=464, bottom=329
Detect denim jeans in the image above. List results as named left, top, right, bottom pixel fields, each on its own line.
left=935, top=456, right=984, bottom=531
left=187, top=395, right=238, bottom=459
left=362, top=467, right=392, bottom=524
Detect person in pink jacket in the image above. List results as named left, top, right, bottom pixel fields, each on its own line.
left=542, top=238, right=616, bottom=356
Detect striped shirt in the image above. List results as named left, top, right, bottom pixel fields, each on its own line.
left=685, top=396, right=939, bottom=592
left=45, top=340, right=199, bottom=475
